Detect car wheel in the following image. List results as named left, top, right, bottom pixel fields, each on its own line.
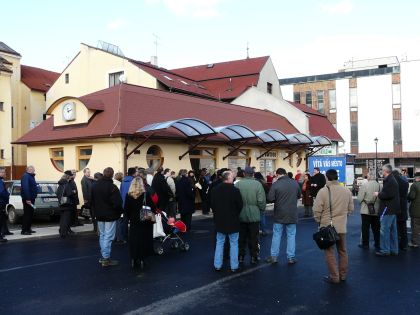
left=7, top=206, right=19, bottom=224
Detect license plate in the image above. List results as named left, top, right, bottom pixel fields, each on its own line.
left=43, top=197, right=58, bottom=202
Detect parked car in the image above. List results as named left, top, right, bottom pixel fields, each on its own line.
left=4, top=181, right=60, bottom=224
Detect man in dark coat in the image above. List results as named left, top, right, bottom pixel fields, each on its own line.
left=81, top=167, right=96, bottom=231
left=69, top=170, right=81, bottom=227
left=20, top=166, right=38, bottom=235
left=393, top=169, right=409, bottom=250
left=375, top=164, right=400, bottom=256
left=91, top=167, right=123, bottom=267
left=152, top=166, right=173, bottom=212
left=211, top=170, right=243, bottom=272
left=198, top=169, right=210, bottom=215
left=176, top=169, right=195, bottom=231
left=265, top=168, right=301, bottom=265
left=0, top=167, right=10, bottom=242
left=408, top=172, right=420, bottom=247
left=310, top=167, right=326, bottom=199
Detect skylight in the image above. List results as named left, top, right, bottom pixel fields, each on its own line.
left=180, top=80, right=189, bottom=85
left=163, top=75, right=173, bottom=81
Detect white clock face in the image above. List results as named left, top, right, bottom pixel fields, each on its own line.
left=62, top=102, right=76, bottom=121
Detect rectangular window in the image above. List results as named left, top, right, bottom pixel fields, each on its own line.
left=393, top=120, right=402, bottom=144
left=77, top=146, right=92, bottom=171
left=65, top=73, right=69, bottom=84
left=305, top=91, right=312, bottom=107
left=350, top=122, right=358, bottom=144
left=11, top=106, right=14, bottom=128
left=267, top=82, right=273, bottom=94
left=0, top=102, right=4, bottom=111
left=293, top=92, right=300, bottom=103
left=329, top=89, right=336, bottom=110
left=50, top=148, right=64, bottom=172
left=349, top=88, right=358, bottom=108
left=109, top=71, right=124, bottom=87
left=392, top=84, right=401, bottom=105
left=317, top=90, right=324, bottom=113
left=0, top=149, right=4, bottom=159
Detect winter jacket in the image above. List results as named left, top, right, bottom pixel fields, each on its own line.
left=310, top=173, right=326, bottom=198
left=20, top=172, right=37, bottom=203
left=408, top=181, right=420, bottom=218
left=313, top=181, right=354, bottom=234
left=211, top=183, right=243, bottom=234
left=176, top=176, right=195, bottom=215
left=378, top=174, right=400, bottom=216
left=166, top=176, right=176, bottom=196
left=91, top=177, right=123, bottom=222
left=395, top=174, right=409, bottom=221
left=267, top=176, right=301, bottom=224
left=152, top=173, right=173, bottom=210
left=81, top=175, right=94, bottom=204
left=357, top=179, right=381, bottom=215
left=124, top=188, right=157, bottom=226
left=120, top=175, right=134, bottom=208
left=68, top=179, right=79, bottom=206
left=235, top=177, right=266, bottom=223
left=56, top=178, right=78, bottom=208
left=0, top=177, right=10, bottom=208
left=301, top=180, right=313, bottom=207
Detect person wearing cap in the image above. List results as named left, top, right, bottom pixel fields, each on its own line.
left=57, top=171, right=79, bottom=238
left=408, top=172, right=420, bottom=248
left=235, top=166, right=266, bottom=265
left=265, top=168, right=301, bottom=265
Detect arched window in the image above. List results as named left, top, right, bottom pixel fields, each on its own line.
left=50, top=148, right=64, bottom=172
left=146, top=145, right=163, bottom=170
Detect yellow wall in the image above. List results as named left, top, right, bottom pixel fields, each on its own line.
left=50, top=98, right=94, bottom=126
left=46, top=43, right=158, bottom=107
left=0, top=72, right=12, bottom=166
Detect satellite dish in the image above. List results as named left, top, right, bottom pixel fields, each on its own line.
left=119, top=74, right=127, bottom=83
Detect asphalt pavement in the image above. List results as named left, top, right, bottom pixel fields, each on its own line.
left=1, top=202, right=419, bottom=315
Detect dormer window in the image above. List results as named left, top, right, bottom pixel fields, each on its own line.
left=267, top=82, right=273, bottom=94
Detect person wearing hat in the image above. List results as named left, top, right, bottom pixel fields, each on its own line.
left=235, top=166, right=266, bottom=265
left=57, top=170, right=79, bottom=238
left=408, top=172, right=420, bottom=248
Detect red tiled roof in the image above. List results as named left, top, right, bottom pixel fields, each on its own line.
left=200, top=75, right=259, bottom=100
left=130, top=60, right=216, bottom=99
left=15, top=84, right=298, bottom=144
left=21, top=65, right=60, bottom=92
left=288, top=101, right=343, bottom=142
left=171, top=56, right=269, bottom=81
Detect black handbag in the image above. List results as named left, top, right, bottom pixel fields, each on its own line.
left=313, top=187, right=340, bottom=250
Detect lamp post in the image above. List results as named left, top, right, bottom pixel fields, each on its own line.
left=374, top=137, right=378, bottom=181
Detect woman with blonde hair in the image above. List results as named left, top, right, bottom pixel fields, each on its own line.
left=124, top=177, right=156, bottom=271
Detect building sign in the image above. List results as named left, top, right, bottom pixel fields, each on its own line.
left=308, top=156, right=346, bottom=183
left=313, top=143, right=337, bottom=156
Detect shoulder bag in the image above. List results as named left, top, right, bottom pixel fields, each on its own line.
left=313, top=187, right=340, bottom=250
left=139, top=192, right=156, bottom=222
left=58, top=183, right=72, bottom=207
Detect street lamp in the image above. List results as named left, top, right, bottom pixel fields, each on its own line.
left=374, top=137, right=378, bottom=181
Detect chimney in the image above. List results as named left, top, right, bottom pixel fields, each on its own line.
left=151, top=56, right=158, bottom=66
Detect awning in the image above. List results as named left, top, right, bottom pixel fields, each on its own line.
left=136, top=118, right=216, bottom=137
left=214, top=124, right=257, bottom=141
left=255, top=129, right=288, bottom=143
left=284, top=133, right=313, bottom=145
left=310, top=135, right=332, bottom=147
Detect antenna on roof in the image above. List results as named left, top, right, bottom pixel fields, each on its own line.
left=151, top=33, right=160, bottom=66
left=246, top=41, right=250, bottom=59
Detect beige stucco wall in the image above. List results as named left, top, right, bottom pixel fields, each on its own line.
left=0, top=72, right=12, bottom=166
left=258, top=57, right=282, bottom=99
left=50, top=98, right=94, bottom=126
left=46, top=43, right=158, bottom=107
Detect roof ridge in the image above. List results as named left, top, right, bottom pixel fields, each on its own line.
left=170, top=56, right=269, bottom=72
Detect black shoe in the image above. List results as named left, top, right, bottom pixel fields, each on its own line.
left=67, top=229, right=75, bottom=235
left=358, top=244, right=369, bottom=249
left=231, top=268, right=241, bottom=273
left=30, top=230, right=36, bottom=233
left=214, top=267, right=222, bottom=272
left=251, top=257, right=259, bottom=265
left=21, top=231, right=31, bottom=235
left=4, top=231, right=13, bottom=235
left=0, top=238, right=7, bottom=243
left=375, top=251, right=390, bottom=257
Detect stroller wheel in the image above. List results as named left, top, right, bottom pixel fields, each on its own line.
left=155, top=245, right=164, bottom=255
left=171, top=241, right=179, bottom=249
left=180, top=242, right=190, bottom=251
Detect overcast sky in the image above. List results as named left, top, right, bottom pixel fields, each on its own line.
left=2, top=0, right=420, bottom=78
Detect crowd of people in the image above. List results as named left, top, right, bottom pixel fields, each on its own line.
left=1, top=163, right=420, bottom=283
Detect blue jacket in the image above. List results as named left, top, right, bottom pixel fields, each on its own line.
left=21, top=172, right=38, bottom=203
left=120, top=175, right=134, bottom=208
left=0, top=178, right=10, bottom=208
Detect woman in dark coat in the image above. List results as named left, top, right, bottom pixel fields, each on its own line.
left=302, top=173, right=314, bottom=217
left=125, top=177, right=156, bottom=271
left=176, top=169, right=195, bottom=231
left=56, top=172, right=78, bottom=238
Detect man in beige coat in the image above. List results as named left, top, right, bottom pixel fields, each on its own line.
left=313, top=169, right=354, bottom=284
left=357, top=174, right=381, bottom=250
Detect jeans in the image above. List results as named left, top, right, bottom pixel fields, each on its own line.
left=270, top=223, right=296, bottom=259
left=214, top=232, right=239, bottom=270
left=380, top=215, right=398, bottom=254
left=260, top=212, right=267, bottom=233
left=98, top=221, right=117, bottom=259
left=115, top=216, right=128, bottom=241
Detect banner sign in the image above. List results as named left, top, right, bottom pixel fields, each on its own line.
left=308, top=156, right=346, bottom=183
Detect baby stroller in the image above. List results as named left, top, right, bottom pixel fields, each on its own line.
left=153, top=211, right=190, bottom=255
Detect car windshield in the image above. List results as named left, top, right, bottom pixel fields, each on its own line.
left=37, top=183, right=59, bottom=195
